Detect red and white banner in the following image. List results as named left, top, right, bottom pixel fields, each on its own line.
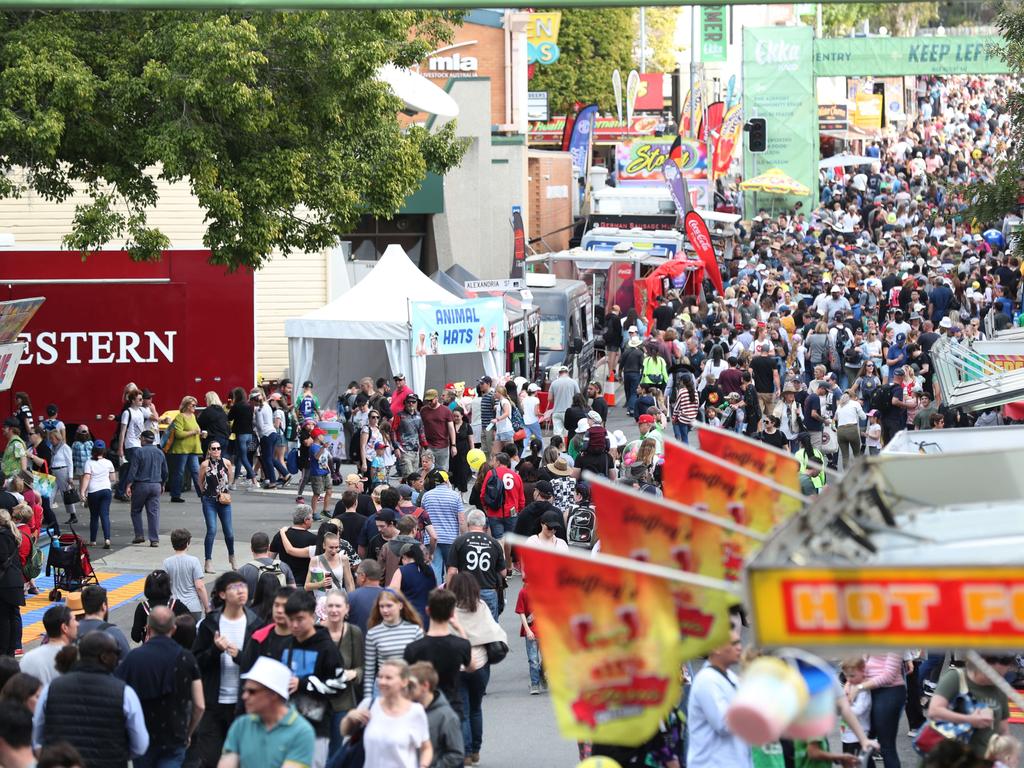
left=683, top=211, right=723, bottom=296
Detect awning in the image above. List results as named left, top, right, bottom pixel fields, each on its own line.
left=931, top=335, right=1024, bottom=412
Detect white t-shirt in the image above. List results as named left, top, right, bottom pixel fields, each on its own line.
left=19, top=642, right=63, bottom=685
left=84, top=458, right=115, bottom=493
left=521, top=395, right=540, bottom=426
left=361, top=697, right=429, bottom=768
left=120, top=407, right=145, bottom=449
left=525, top=534, right=568, bottom=552
left=218, top=613, right=248, bottom=704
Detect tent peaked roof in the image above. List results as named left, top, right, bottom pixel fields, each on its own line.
left=285, top=244, right=461, bottom=340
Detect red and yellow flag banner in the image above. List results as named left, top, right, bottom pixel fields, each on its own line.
left=589, top=477, right=757, bottom=655
left=515, top=541, right=688, bottom=746
left=663, top=438, right=803, bottom=537
left=695, top=424, right=804, bottom=528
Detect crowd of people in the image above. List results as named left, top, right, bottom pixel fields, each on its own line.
left=0, top=73, right=1020, bottom=768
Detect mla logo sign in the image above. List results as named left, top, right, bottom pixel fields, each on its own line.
left=754, top=40, right=802, bottom=72
left=423, top=41, right=479, bottom=78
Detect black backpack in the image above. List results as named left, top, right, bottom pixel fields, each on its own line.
left=483, top=470, right=505, bottom=511
left=871, top=384, right=894, bottom=416
left=566, top=504, right=597, bottom=550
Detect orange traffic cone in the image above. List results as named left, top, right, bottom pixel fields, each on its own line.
left=604, top=374, right=617, bottom=407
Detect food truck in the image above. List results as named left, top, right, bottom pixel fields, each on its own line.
left=525, top=273, right=595, bottom=386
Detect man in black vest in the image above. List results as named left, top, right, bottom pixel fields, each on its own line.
left=33, top=632, right=149, bottom=768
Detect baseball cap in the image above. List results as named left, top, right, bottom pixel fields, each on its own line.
left=638, top=414, right=656, bottom=425
left=241, top=657, right=293, bottom=700
left=345, top=473, right=365, bottom=485
left=377, top=509, right=398, bottom=523
left=373, top=441, right=386, bottom=450
left=423, top=389, right=438, bottom=401
left=302, top=380, right=314, bottom=388
left=311, top=428, right=327, bottom=438
left=140, top=430, right=156, bottom=442
left=429, top=469, right=450, bottom=485
left=477, top=376, right=493, bottom=386
left=268, top=392, right=282, bottom=401
left=558, top=365, right=570, bottom=372
left=396, top=484, right=414, bottom=499
left=534, top=480, right=553, bottom=496
left=76, top=424, right=89, bottom=434
left=141, top=389, right=155, bottom=399
left=586, top=410, right=603, bottom=424
left=393, top=373, right=405, bottom=381
left=528, top=383, right=541, bottom=393
left=540, top=511, right=563, bottom=529
left=93, top=439, right=106, bottom=450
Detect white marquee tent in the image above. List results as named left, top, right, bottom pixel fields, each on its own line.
left=285, top=245, right=502, bottom=405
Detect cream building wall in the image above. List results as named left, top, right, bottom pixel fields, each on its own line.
left=0, top=174, right=329, bottom=380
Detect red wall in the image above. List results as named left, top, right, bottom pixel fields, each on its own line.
left=0, top=249, right=255, bottom=429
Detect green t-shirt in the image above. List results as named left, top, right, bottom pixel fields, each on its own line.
left=934, top=668, right=1010, bottom=755
left=752, top=741, right=786, bottom=768
left=793, top=738, right=831, bottom=768
left=222, top=706, right=315, bottom=768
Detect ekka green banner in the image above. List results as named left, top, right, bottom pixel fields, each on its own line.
left=814, top=35, right=1007, bottom=77
left=700, top=7, right=727, bottom=63
left=742, top=26, right=816, bottom=213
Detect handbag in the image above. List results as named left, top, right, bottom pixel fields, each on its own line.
left=32, top=463, right=57, bottom=500
left=820, top=423, right=839, bottom=454
left=163, top=424, right=176, bottom=454
left=913, top=668, right=977, bottom=755
left=484, top=640, right=509, bottom=665
left=62, top=487, right=81, bottom=506
left=217, top=491, right=232, bottom=505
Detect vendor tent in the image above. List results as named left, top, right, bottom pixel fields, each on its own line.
left=286, top=244, right=500, bottom=404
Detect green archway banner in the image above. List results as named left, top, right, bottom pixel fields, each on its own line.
left=814, top=35, right=1007, bottom=78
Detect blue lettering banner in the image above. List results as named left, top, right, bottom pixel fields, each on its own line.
left=410, top=298, right=506, bottom=357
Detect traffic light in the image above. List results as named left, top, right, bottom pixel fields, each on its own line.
left=747, top=118, right=767, bottom=153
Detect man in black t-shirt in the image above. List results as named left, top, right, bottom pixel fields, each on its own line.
left=749, top=342, right=780, bottom=418
left=339, top=474, right=376, bottom=518
left=404, top=590, right=471, bottom=718
left=115, top=606, right=203, bottom=764
left=269, top=506, right=319, bottom=586
left=448, top=510, right=506, bottom=621
left=332, top=490, right=367, bottom=550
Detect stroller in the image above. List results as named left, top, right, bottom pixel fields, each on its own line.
left=45, top=523, right=98, bottom=602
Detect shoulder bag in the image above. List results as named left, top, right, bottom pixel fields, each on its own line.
left=912, top=668, right=977, bottom=755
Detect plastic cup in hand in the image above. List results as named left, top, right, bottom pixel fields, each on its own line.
left=726, top=656, right=809, bottom=746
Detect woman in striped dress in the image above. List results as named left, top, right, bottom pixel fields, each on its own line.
left=363, top=589, right=424, bottom=699
left=671, top=373, right=699, bottom=444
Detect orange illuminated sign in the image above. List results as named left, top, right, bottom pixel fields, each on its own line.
left=748, top=567, right=1024, bottom=649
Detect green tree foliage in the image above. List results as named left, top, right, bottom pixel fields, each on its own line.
left=528, top=8, right=636, bottom=114
left=966, top=9, right=1023, bottom=251
left=639, top=8, right=682, bottom=74
left=809, top=2, right=939, bottom=36
left=0, top=10, right=468, bottom=270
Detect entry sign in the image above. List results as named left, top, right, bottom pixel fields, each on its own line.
left=748, top=566, right=1024, bottom=649
left=465, top=279, right=524, bottom=292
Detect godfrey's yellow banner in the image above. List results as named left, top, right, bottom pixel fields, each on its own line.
left=589, top=476, right=753, bottom=656
left=695, top=424, right=804, bottom=528
left=515, top=542, right=685, bottom=747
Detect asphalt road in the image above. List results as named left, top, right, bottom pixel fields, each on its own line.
left=36, top=399, right=1017, bottom=768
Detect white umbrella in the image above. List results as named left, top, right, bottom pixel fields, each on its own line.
left=818, top=153, right=876, bottom=169
left=376, top=64, right=460, bottom=118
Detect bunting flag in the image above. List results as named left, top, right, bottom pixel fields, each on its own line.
left=514, top=540, right=692, bottom=747
left=663, top=437, right=805, bottom=537
left=713, top=104, right=744, bottom=179
left=589, top=476, right=757, bottom=653
left=679, top=85, right=704, bottom=138
left=695, top=423, right=803, bottom=504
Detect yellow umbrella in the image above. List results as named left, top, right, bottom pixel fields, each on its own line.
left=739, top=167, right=811, bottom=197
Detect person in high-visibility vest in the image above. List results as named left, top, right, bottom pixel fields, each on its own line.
left=795, top=432, right=827, bottom=495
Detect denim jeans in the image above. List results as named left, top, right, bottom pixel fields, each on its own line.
left=480, top=589, right=499, bottom=621
left=259, top=433, right=288, bottom=483
left=870, top=685, right=906, bottom=768
left=201, top=496, right=235, bottom=560
left=623, top=372, right=641, bottom=416
left=117, top=446, right=137, bottom=495
left=523, top=422, right=542, bottom=442
left=168, top=453, right=201, bottom=498
left=327, top=709, right=348, bottom=759
left=672, top=423, right=690, bottom=444
left=460, top=664, right=490, bottom=754
left=87, top=488, right=112, bottom=542
left=431, top=546, right=447, bottom=586
left=233, top=433, right=256, bottom=481
left=525, top=637, right=542, bottom=686
left=134, top=744, right=187, bottom=768
left=435, top=542, right=453, bottom=578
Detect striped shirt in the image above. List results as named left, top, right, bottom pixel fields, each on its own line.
left=363, top=620, right=424, bottom=698
left=672, top=388, right=700, bottom=425
left=864, top=653, right=904, bottom=689
left=421, top=486, right=464, bottom=545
